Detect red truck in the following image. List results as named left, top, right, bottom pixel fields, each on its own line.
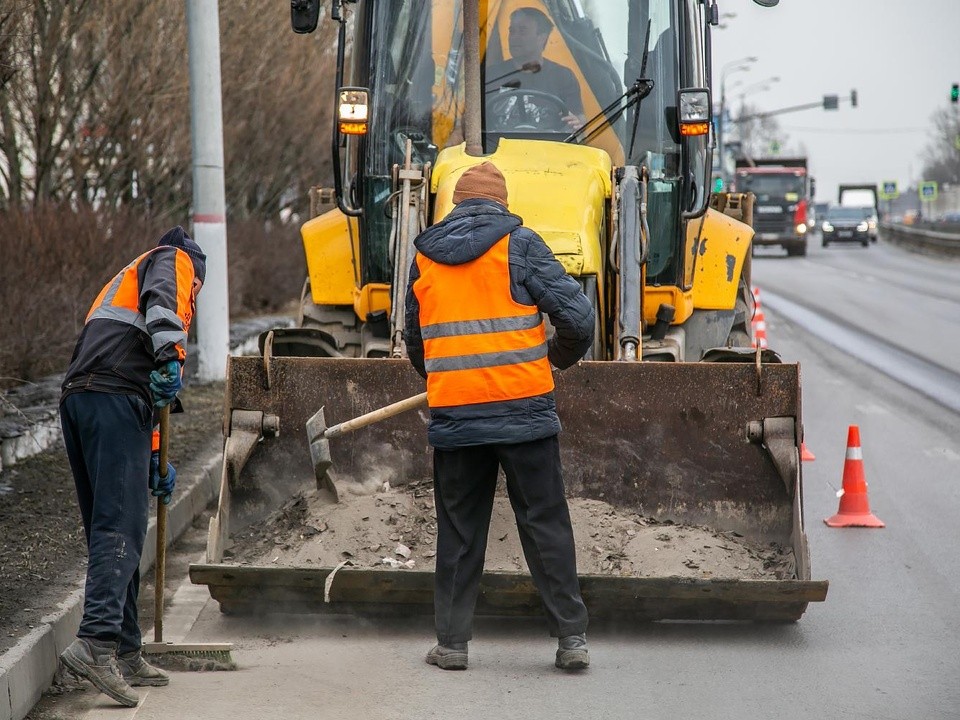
left=734, top=157, right=815, bottom=257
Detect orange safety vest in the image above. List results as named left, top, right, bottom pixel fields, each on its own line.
left=86, top=247, right=196, bottom=363
left=413, top=234, right=554, bottom=408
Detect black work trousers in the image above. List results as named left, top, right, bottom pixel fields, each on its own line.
left=432, top=434, right=588, bottom=645
left=60, top=391, right=153, bottom=655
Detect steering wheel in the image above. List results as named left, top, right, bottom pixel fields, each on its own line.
left=486, top=88, right=571, bottom=133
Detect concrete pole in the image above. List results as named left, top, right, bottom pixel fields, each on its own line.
left=186, top=0, right=229, bottom=381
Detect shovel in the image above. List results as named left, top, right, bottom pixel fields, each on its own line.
left=306, top=391, right=428, bottom=501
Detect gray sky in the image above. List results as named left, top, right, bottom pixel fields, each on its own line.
left=712, top=0, right=960, bottom=202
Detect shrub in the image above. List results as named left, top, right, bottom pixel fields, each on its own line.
left=0, top=207, right=305, bottom=388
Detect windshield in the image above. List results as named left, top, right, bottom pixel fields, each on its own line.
left=827, top=207, right=872, bottom=221
left=364, top=0, right=679, bottom=170
left=736, top=172, right=805, bottom=199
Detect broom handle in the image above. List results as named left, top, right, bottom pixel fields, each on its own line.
left=154, top=404, right=170, bottom=644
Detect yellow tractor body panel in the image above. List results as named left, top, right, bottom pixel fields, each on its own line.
left=691, top=208, right=754, bottom=310
left=353, top=283, right=391, bottom=321
left=432, top=140, right=611, bottom=277
left=301, top=208, right=359, bottom=306
left=643, top=286, right=695, bottom=326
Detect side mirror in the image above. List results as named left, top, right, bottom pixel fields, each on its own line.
left=291, top=0, right=321, bottom=34
left=752, top=0, right=779, bottom=6
left=809, top=178, right=817, bottom=198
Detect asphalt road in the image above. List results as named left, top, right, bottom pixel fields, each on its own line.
left=31, top=237, right=960, bottom=720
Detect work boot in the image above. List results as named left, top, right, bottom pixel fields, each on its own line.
left=555, top=634, right=590, bottom=670
left=59, top=638, right=139, bottom=708
left=425, top=642, right=468, bottom=670
left=118, top=650, right=170, bottom=687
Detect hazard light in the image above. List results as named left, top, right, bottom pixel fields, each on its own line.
left=338, top=87, right=369, bottom=135
left=678, top=88, right=710, bottom=137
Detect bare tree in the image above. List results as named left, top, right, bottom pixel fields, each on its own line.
left=0, top=0, right=336, bottom=221
left=219, top=0, right=337, bottom=220
left=733, top=101, right=788, bottom=159
left=921, top=105, right=960, bottom=185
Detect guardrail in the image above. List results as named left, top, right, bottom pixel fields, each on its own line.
left=879, top=222, right=960, bottom=257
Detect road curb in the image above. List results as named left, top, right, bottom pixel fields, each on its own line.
left=0, top=449, right=222, bottom=720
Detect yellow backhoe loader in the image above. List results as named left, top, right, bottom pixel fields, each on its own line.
left=190, top=0, right=828, bottom=621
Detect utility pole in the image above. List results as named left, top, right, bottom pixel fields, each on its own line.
left=186, top=0, right=229, bottom=381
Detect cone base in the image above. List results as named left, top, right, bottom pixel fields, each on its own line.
left=824, top=512, right=885, bottom=528
left=801, top=443, right=815, bottom=462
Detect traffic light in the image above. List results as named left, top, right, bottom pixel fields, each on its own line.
left=850, top=89, right=858, bottom=108
left=822, top=94, right=839, bottom=110
left=952, top=83, right=959, bottom=104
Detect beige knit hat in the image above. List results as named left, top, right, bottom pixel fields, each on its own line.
left=452, top=161, right=509, bottom=207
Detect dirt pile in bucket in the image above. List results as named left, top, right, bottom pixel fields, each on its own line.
left=229, top=478, right=796, bottom=580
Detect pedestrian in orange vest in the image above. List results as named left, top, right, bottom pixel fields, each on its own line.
left=58, top=227, right=206, bottom=706
left=405, top=162, right=594, bottom=671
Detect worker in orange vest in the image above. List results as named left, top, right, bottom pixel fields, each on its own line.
left=405, top=162, right=593, bottom=671
left=58, top=227, right=205, bottom=707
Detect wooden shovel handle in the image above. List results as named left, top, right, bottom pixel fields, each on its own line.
left=325, top=392, right=428, bottom=438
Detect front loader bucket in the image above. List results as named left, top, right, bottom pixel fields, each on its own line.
left=194, top=356, right=827, bottom=621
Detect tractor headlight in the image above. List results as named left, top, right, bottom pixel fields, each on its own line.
left=338, top=87, right=369, bottom=135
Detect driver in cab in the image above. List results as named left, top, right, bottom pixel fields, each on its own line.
left=485, top=7, right=585, bottom=131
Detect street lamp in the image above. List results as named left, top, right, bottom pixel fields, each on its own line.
left=717, top=57, right=757, bottom=188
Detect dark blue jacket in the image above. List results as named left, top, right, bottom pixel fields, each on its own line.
left=405, top=199, right=594, bottom=449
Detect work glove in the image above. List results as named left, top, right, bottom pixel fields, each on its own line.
left=149, top=360, right=182, bottom=408
left=149, top=451, right=176, bottom=505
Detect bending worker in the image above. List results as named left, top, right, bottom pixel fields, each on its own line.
left=404, top=161, right=594, bottom=671
left=58, top=227, right=206, bottom=707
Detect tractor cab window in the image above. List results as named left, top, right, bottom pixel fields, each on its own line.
left=361, top=1, right=690, bottom=286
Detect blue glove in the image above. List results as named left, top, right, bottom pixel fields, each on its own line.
left=149, top=360, right=182, bottom=408
left=149, top=451, right=176, bottom=505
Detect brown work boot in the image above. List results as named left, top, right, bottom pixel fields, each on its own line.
left=118, top=650, right=170, bottom=687
left=555, top=634, right=590, bottom=670
left=59, top=638, right=139, bottom=707
left=425, top=642, right=468, bottom=670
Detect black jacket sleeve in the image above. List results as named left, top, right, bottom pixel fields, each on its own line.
left=138, top=246, right=193, bottom=366
left=515, top=228, right=594, bottom=369
left=404, top=257, right=427, bottom=379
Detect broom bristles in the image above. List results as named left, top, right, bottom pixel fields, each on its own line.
left=145, top=650, right=237, bottom=672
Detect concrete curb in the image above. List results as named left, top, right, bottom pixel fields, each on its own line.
left=0, top=449, right=223, bottom=720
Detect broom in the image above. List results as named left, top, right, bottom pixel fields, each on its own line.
left=143, top=404, right=236, bottom=670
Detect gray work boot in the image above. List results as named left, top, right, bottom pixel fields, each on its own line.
left=59, top=638, right=139, bottom=707
left=118, top=650, right=170, bottom=687
left=555, top=634, right=590, bottom=670
left=425, top=642, right=468, bottom=670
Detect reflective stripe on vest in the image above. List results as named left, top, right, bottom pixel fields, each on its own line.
left=85, top=248, right=188, bottom=354
left=414, top=234, right=554, bottom=408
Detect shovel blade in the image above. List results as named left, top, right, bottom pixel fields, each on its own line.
left=305, top=406, right=335, bottom=497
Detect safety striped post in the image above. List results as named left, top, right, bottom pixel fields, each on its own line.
left=751, top=286, right=768, bottom=349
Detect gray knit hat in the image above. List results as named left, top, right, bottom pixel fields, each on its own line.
left=157, top=226, right=206, bottom=284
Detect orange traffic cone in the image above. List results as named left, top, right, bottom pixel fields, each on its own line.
left=751, top=286, right=768, bottom=349
left=824, top=425, right=884, bottom=528
left=801, top=442, right=816, bottom=462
